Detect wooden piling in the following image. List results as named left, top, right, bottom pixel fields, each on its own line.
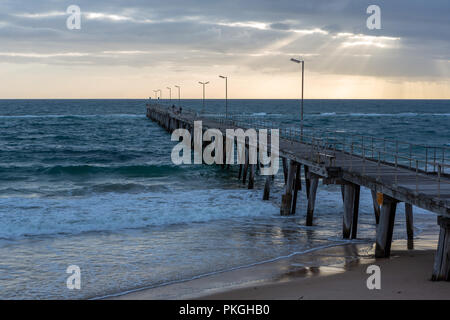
left=263, top=175, right=271, bottom=200
left=351, top=185, right=361, bottom=239
left=282, top=158, right=288, bottom=184
left=375, top=195, right=398, bottom=258
left=342, top=184, right=354, bottom=239
left=342, top=183, right=360, bottom=239
left=371, top=190, right=381, bottom=224
left=405, top=203, right=414, bottom=249
left=304, top=165, right=311, bottom=200
left=248, top=164, right=255, bottom=189
left=280, top=160, right=297, bottom=215
left=242, top=151, right=249, bottom=184
left=292, top=164, right=301, bottom=214
left=432, top=217, right=450, bottom=281
left=306, top=174, right=319, bottom=226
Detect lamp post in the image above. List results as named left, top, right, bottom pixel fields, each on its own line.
left=167, top=87, right=172, bottom=102
left=153, top=90, right=158, bottom=99
left=290, top=58, right=304, bottom=140
left=174, top=85, right=181, bottom=106
left=219, top=75, right=228, bottom=119
left=199, top=81, right=209, bottom=114
left=157, top=89, right=162, bottom=100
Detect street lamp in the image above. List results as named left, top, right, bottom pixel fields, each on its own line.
left=153, top=90, right=158, bottom=99
left=167, top=87, right=172, bottom=102
left=290, top=58, right=305, bottom=140
left=174, top=85, right=181, bottom=106
left=199, top=81, right=209, bottom=114
left=157, top=89, right=162, bottom=99
left=219, top=75, right=228, bottom=119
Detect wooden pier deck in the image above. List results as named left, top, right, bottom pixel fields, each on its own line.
left=146, top=103, right=450, bottom=281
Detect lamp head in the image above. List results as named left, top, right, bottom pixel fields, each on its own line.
left=290, top=58, right=303, bottom=63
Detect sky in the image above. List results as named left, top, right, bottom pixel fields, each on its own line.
left=0, top=0, right=449, bottom=99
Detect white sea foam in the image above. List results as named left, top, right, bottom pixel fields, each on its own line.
left=319, top=112, right=337, bottom=116
left=0, top=114, right=144, bottom=119
left=0, top=189, right=277, bottom=239
left=251, top=112, right=267, bottom=116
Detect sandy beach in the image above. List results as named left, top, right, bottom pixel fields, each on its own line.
left=108, top=228, right=450, bottom=300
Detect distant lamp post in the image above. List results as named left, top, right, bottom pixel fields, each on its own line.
left=290, top=58, right=305, bottom=140
left=219, top=75, right=228, bottom=119
left=167, top=87, right=172, bottom=102
left=174, top=85, right=181, bottom=106
left=198, top=81, right=209, bottom=114
left=157, top=89, right=162, bottom=99
left=153, top=90, right=158, bottom=99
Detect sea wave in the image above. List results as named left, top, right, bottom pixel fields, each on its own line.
left=0, top=189, right=277, bottom=239
left=0, top=114, right=144, bottom=119
left=0, top=164, right=183, bottom=177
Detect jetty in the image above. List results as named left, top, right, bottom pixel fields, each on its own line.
left=146, top=102, right=450, bottom=281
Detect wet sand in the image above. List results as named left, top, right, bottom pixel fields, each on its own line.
left=108, top=231, right=450, bottom=300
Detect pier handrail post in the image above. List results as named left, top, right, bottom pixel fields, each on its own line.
left=409, top=144, right=412, bottom=169
left=415, top=160, right=419, bottom=194
left=377, top=151, right=381, bottom=182
left=363, top=145, right=366, bottom=175
left=438, top=164, right=441, bottom=200
left=371, top=136, right=374, bottom=159
left=395, top=155, right=398, bottom=186
left=350, top=142, right=354, bottom=172
left=434, top=147, right=437, bottom=172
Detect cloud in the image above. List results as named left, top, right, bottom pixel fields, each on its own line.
left=0, top=0, right=449, bottom=86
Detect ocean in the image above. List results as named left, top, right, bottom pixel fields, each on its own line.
left=0, top=99, right=448, bottom=299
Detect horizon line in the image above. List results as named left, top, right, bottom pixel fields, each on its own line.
left=1, top=98, right=450, bottom=101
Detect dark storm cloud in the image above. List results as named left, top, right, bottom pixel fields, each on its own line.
left=0, top=0, right=449, bottom=78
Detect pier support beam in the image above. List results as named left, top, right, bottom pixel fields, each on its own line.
left=282, top=158, right=288, bottom=184
left=371, top=190, right=381, bottom=224
left=292, top=164, right=302, bottom=215
left=304, top=166, right=311, bottom=200
left=248, top=164, right=255, bottom=189
left=342, top=183, right=360, bottom=239
left=405, top=203, right=414, bottom=249
left=242, top=151, right=249, bottom=184
left=280, top=160, right=297, bottom=216
left=375, top=195, right=398, bottom=258
left=263, top=175, right=271, bottom=200
left=432, top=217, right=450, bottom=281
left=306, top=174, right=319, bottom=226
left=351, top=185, right=360, bottom=239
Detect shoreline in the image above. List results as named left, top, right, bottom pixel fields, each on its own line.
left=106, top=228, right=449, bottom=300
left=98, top=240, right=372, bottom=300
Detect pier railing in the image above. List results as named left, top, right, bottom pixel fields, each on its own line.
left=147, top=103, right=450, bottom=200
left=220, top=115, right=449, bottom=200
